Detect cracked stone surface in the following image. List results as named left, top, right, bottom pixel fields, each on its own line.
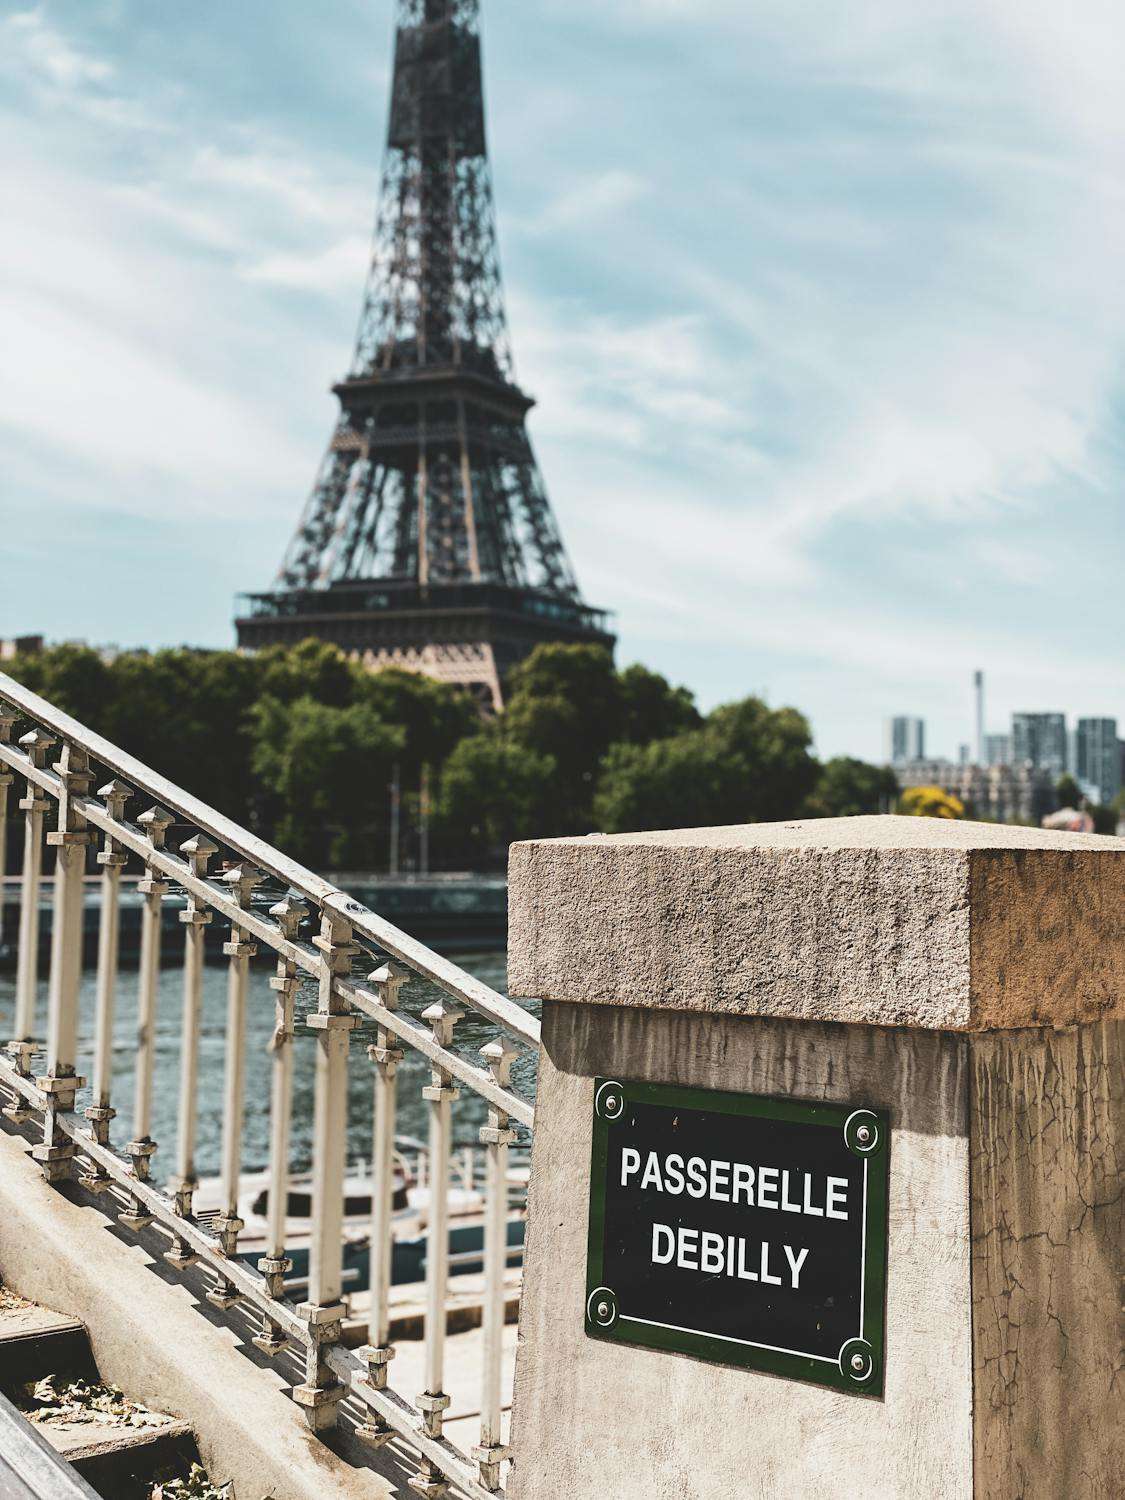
left=970, top=1019, right=1123, bottom=1498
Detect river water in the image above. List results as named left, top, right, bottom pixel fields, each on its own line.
left=0, top=950, right=537, bottom=1180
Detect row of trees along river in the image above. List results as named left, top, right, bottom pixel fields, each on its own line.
left=4, top=639, right=905, bottom=873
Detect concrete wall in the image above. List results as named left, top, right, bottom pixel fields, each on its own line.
left=508, top=817, right=1124, bottom=1500
left=510, top=1005, right=973, bottom=1500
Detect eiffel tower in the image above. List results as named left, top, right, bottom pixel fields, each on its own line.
left=235, top=0, right=614, bottom=709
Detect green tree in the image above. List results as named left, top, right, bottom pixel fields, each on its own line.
left=504, top=643, right=621, bottom=833
left=898, top=785, right=965, bottom=819
left=433, top=731, right=557, bottom=863
left=250, top=695, right=404, bottom=867
left=256, top=638, right=361, bottom=710
left=616, top=663, right=702, bottom=746
left=806, top=757, right=899, bottom=818
left=360, top=667, right=478, bottom=775
left=704, top=699, right=819, bottom=823
left=594, top=733, right=737, bottom=832
left=593, top=697, right=818, bottom=833
left=3, top=643, right=117, bottom=729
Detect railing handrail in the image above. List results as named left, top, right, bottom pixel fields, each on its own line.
left=0, top=669, right=537, bottom=1049
left=0, top=665, right=535, bottom=1497
left=0, top=1390, right=103, bottom=1500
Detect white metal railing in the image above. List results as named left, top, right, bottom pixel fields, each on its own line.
left=0, top=670, right=536, bottom=1498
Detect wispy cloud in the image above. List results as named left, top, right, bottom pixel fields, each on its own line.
left=1, top=0, right=1122, bottom=757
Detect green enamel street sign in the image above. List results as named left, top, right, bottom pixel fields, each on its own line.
left=585, top=1078, right=890, bottom=1395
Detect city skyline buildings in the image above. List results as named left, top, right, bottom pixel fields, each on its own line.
left=884, top=678, right=1121, bottom=806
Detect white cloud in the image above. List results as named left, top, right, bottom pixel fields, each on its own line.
left=4, top=7, right=113, bottom=88
left=0, top=0, right=1121, bottom=756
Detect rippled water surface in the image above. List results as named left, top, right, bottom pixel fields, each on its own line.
left=0, top=949, right=537, bottom=1179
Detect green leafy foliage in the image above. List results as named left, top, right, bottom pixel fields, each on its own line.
left=433, top=728, right=557, bottom=862
left=593, top=697, right=818, bottom=833
left=806, top=756, right=900, bottom=818
left=503, top=644, right=621, bottom=833
left=2, top=638, right=908, bottom=867
left=250, top=696, right=404, bottom=866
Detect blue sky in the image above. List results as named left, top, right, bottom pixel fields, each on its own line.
left=2, top=0, right=1122, bottom=761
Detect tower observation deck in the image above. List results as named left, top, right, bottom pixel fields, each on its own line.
left=235, top=0, right=614, bottom=708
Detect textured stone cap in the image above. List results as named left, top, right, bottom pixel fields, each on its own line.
left=508, top=816, right=1124, bottom=1031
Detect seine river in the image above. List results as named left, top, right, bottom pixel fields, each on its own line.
left=0, top=949, right=537, bottom=1179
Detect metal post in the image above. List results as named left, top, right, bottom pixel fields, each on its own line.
left=35, top=743, right=91, bottom=1182
left=389, top=764, right=401, bottom=877
left=79, top=781, right=132, bottom=1192
left=419, top=763, right=430, bottom=877
left=413, top=997, right=462, bottom=1494
left=254, top=895, right=307, bottom=1356
left=208, top=863, right=260, bottom=1306
left=165, top=835, right=217, bottom=1268
left=473, top=1040, right=519, bottom=1491
left=294, top=907, right=358, bottom=1433
left=7, top=730, right=55, bottom=1101
left=0, top=705, right=15, bottom=951
left=121, top=807, right=172, bottom=1225
left=358, top=960, right=409, bottom=1450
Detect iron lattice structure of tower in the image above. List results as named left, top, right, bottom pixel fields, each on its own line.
left=235, top=0, right=614, bottom=708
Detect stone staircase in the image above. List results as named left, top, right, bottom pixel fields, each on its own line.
left=0, top=1286, right=229, bottom=1499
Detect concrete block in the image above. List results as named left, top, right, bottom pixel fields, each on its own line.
left=507, top=818, right=1124, bottom=1500
left=509, top=816, right=1124, bottom=1030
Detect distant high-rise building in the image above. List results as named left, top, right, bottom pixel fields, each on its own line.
left=1075, top=718, right=1121, bottom=805
left=958, top=742, right=971, bottom=767
left=984, top=733, right=1011, bottom=767
left=1011, top=712, right=1067, bottom=779
left=884, top=716, right=925, bottom=764
left=973, top=670, right=984, bottom=766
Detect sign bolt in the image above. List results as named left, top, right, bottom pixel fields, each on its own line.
left=850, top=1353, right=866, bottom=1372
left=605, top=1095, right=618, bottom=1113
left=856, top=1125, right=872, bottom=1145
left=597, top=1302, right=609, bottom=1319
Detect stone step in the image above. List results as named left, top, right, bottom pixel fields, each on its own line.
left=0, top=1304, right=98, bottom=1391
left=0, top=1286, right=208, bottom=1500
left=48, top=1417, right=199, bottom=1500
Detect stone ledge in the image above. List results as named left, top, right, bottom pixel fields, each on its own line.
left=508, top=816, right=1124, bottom=1031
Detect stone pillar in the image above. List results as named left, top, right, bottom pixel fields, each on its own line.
left=506, top=818, right=1123, bottom=1500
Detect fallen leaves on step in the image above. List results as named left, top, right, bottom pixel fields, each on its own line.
left=22, top=1375, right=171, bottom=1428
left=150, top=1462, right=233, bottom=1499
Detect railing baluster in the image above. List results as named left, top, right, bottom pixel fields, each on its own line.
left=4, top=729, right=55, bottom=1112
left=358, top=960, right=409, bottom=1449
left=0, top=706, right=15, bottom=954
left=294, top=908, right=358, bottom=1431
left=0, top=671, right=541, bottom=1498
left=208, top=863, right=261, bottom=1306
left=253, top=894, right=307, bottom=1356
left=34, top=743, right=91, bottom=1183
left=164, top=834, right=218, bottom=1269
left=412, top=997, right=463, bottom=1496
left=79, top=780, right=133, bottom=1192
left=121, top=806, right=172, bottom=1227
left=474, top=1040, right=519, bottom=1491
